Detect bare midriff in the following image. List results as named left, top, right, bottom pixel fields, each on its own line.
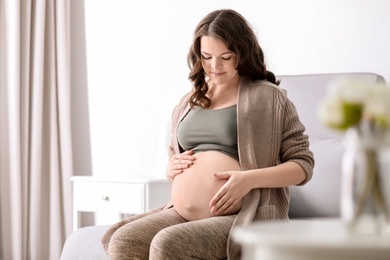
left=171, top=150, right=242, bottom=221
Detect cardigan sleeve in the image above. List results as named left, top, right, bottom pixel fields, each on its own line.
left=167, top=92, right=192, bottom=159
left=280, top=97, right=315, bottom=185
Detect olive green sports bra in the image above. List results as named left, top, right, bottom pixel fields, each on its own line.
left=177, top=104, right=239, bottom=161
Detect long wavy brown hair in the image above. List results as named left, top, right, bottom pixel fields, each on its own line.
left=187, top=9, right=280, bottom=108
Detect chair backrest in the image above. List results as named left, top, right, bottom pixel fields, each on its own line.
left=278, top=73, right=386, bottom=218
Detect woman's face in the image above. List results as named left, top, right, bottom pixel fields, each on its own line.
left=200, top=36, right=239, bottom=87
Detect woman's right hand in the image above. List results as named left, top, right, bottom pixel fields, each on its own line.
left=166, top=150, right=195, bottom=181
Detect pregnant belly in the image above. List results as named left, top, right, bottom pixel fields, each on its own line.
left=171, top=150, right=241, bottom=221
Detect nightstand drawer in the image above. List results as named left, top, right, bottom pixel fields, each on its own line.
left=73, top=181, right=145, bottom=213
left=71, top=176, right=171, bottom=231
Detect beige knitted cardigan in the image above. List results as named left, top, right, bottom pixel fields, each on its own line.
left=101, top=77, right=314, bottom=259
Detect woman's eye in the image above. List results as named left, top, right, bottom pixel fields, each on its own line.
left=201, top=55, right=232, bottom=61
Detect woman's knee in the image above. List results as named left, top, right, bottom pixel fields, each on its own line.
left=150, top=227, right=181, bottom=259
left=107, top=209, right=184, bottom=259
left=149, top=216, right=234, bottom=260
left=108, top=224, right=151, bottom=259
left=150, top=226, right=211, bottom=260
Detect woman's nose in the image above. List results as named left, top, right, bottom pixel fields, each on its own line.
left=211, top=58, right=222, bottom=70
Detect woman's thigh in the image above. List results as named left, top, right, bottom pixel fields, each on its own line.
left=108, top=207, right=187, bottom=260
left=150, top=214, right=237, bottom=260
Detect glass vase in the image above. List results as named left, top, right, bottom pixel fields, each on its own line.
left=341, top=126, right=390, bottom=236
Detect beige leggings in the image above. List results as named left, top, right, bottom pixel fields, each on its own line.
left=107, top=207, right=236, bottom=260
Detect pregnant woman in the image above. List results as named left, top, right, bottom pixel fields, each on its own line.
left=101, top=8, right=314, bottom=260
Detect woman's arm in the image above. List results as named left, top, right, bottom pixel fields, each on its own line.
left=210, top=90, right=314, bottom=215
left=209, top=161, right=305, bottom=214
left=245, top=161, right=306, bottom=188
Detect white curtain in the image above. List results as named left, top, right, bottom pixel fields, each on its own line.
left=0, top=0, right=73, bottom=259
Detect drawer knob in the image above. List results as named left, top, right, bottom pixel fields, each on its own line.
left=102, top=196, right=110, bottom=201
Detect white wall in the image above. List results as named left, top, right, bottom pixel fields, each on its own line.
left=71, top=0, right=390, bottom=180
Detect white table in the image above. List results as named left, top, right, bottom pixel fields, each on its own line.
left=71, top=176, right=171, bottom=231
left=233, top=219, right=390, bottom=260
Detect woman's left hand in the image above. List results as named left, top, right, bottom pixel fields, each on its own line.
left=209, top=171, right=252, bottom=215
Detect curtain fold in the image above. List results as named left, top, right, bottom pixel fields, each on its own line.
left=0, top=0, right=73, bottom=259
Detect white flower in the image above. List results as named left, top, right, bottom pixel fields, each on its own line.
left=318, top=78, right=390, bottom=131
left=317, top=97, right=345, bottom=128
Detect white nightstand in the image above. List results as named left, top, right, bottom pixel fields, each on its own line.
left=71, top=176, right=171, bottom=231
left=233, top=219, right=390, bottom=260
